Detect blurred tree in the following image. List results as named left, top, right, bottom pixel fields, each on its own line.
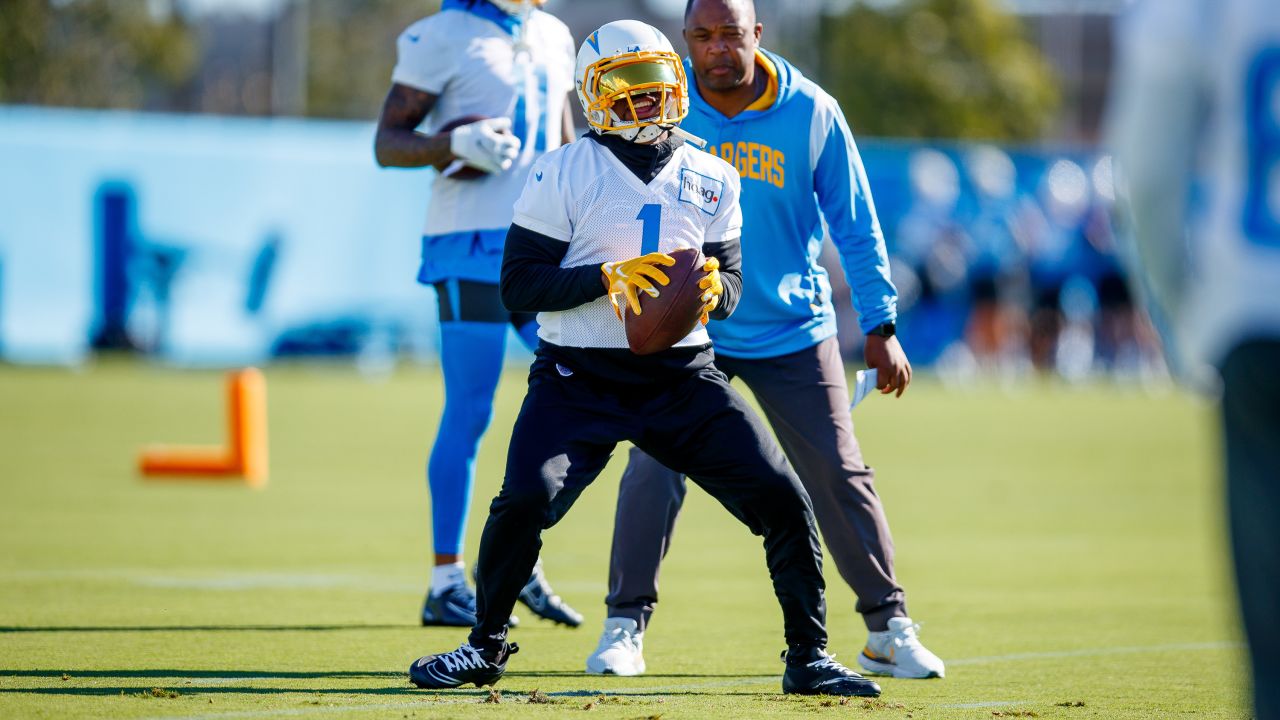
left=0, top=0, right=197, bottom=110
left=305, top=0, right=441, bottom=119
left=820, top=0, right=1058, bottom=140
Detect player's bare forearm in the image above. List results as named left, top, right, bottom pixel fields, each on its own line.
left=373, top=84, right=452, bottom=168
left=375, top=127, right=453, bottom=168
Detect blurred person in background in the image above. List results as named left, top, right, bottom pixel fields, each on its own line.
left=1080, top=156, right=1163, bottom=380
left=960, top=145, right=1032, bottom=377
left=1109, top=0, right=1280, bottom=716
left=892, top=148, right=972, bottom=369
left=1023, top=158, right=1089, bottom=375
left=1079, top=176, right=1139, bottom=377
left=374, top=0, right=582, bottom=629
left=585, top=0, right=944, bottom=682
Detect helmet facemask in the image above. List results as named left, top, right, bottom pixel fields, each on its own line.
left=581, top=50, right=688, bottom=144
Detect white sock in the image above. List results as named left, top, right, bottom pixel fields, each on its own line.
left=430, top=561, right=466, bottom=596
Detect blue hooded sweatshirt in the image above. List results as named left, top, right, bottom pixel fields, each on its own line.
left=681, top=50, right=897, bottom=359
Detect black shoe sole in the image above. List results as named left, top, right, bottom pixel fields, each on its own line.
left=408, top=658, right=507, bottom=689
left=783, top=685, right=882, bottom=697
left=782, top=674, right=882, bottom=697
left=408, top=674, right=503, bottom=689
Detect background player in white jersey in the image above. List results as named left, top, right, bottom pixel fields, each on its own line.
left=374, top=0, right=581, bottom=629
left=1108, top=1, right=1280, bottom=717
left=407, top=20, right=881, bottom=697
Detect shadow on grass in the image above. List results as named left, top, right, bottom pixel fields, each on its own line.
left=0, top=687, right=422, bottom=697
left=3, top=669, right=771, bottom=681
left=507, top=671, right=775, bottom=679
left=1, top=670, right=400, bottom=680
left=0, top=686, right=770, bottom=698
left=1, top=671, right=778, bottom=698
left=0, top=624, right=405, bottom=634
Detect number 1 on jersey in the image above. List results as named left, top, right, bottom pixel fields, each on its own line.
left=637, top=204, right=662, bottom=254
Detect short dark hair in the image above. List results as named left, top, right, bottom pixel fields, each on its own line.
left=685, top=0, right=755, bottom=23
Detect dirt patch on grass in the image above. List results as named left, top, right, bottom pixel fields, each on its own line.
left=131, top=688, right=179, bottom=699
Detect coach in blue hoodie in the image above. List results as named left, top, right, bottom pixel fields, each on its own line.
left=584, top=0, right=946, bottom=681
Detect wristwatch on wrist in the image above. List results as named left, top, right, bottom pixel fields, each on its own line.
left=867, top=322, right=896, bottom=338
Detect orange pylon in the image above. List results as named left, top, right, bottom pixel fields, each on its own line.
left=139, top=368, right=268, bottom=488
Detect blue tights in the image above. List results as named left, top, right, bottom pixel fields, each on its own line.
left=428, top=319, right=538, bottom=555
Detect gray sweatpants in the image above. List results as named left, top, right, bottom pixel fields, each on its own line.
left=606, top=337, right=907, bottom=632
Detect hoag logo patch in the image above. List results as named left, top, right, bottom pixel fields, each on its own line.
left=678, top=169, right=724, bottom=215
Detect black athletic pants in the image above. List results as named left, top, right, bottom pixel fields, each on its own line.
left=469, top=353, right=829, bottom=652
left=1221, top=339, right=1280, bottom=720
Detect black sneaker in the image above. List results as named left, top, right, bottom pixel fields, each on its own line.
left=781, top=646, right=882, bottom=697
left=421, top=584, right=477, bottom=627
left=409, top=641, right=519, bottom=689
left=421, top=584, right=518, bottom=628
left=471, top=561, right=578, bottom=628
left=518, top=562, right=583, bottom=628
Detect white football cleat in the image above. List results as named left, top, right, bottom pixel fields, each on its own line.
left=857, top=617, right=945, bottom=679
left=585, top=617, right=646, bottom=676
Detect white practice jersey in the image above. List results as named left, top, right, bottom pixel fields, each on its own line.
left=513, top=139, right=743, bottom=349
left=392, top=8, right=576, bottom=236
left=1109, top=0, right=1280, bottom=381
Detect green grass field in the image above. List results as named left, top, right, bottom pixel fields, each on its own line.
left=0, top=361, right=1248, bottom=719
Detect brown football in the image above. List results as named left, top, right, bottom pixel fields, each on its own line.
left=435, top=114, right=500, bottom=180
left=623, top=247, right=708, bottom=355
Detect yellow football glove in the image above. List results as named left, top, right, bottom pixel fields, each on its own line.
left=601, top=252, right=676, bottom=319
left=698, top=256, right=722, bottom=325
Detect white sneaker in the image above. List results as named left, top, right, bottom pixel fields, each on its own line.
left=857, top=617, right=945, bottom=679
left=585, top=617, right=646, bottom=676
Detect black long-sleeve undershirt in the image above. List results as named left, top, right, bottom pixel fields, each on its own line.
left=499, top=224, right=607, bottom=313
left=500, top=224, right=742, bottom=321
left=702, top=238, right=742, bottom=321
